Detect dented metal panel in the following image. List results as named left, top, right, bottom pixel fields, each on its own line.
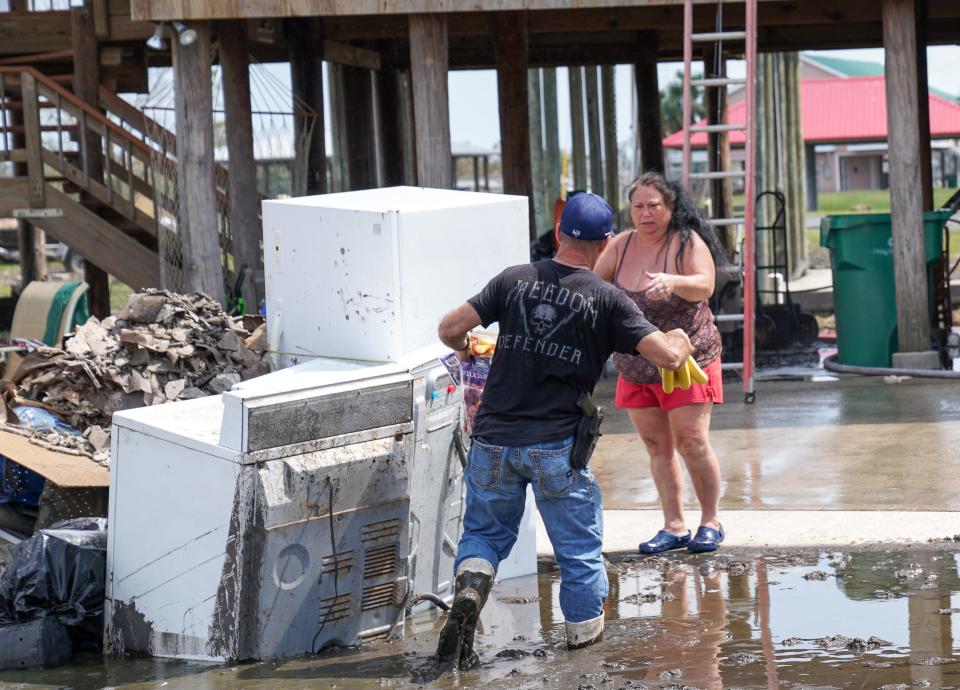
left=249, top=436, right=410, bottom=658
left=243, top=378, right=413, bottom=451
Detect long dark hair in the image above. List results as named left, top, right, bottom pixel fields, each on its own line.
left=626, top=171, right=730, bottom=272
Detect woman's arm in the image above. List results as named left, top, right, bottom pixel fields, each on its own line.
left=593, top=232, right=629, bottom=282
left=644, top=231, right=716, bottom=302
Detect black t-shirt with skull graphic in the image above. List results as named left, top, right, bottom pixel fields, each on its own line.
left=467, top=259, right=658, bottom=446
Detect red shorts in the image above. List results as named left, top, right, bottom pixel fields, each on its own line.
left=615, top=358, right=724, bottom=411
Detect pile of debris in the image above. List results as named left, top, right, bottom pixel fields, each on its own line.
left=4, top=290, right=271, bottom=464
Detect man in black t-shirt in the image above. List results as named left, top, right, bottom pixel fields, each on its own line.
left=433, top=193, right=693, bottom=670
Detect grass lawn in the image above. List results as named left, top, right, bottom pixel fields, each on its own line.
left=732, top=188, right=956, bottom=215
left=110, top=281, right=133, bottom=314
left=814, top=188, right=956, bottom=215
left=729, top=189, right=960, bottom=260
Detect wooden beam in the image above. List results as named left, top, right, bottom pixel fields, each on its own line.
left=322, top=39, right=380, bottom=71
left=93, top=0, right=110, bottom=38
left=0, top=178, right=29, bottom=217
left=569, top=66, right=587, bottom=190
left=400, top=69, right=417, bottom=185
left=378, top=69, right=409, bottom=186
left=409, top=14, right=452, bottom=189
left=126, top=0, right=917, bottom=22
left=914, top=0, right=933, bottom=211
left=882, top=0, right=929, bottom=354
left=635, top=55, right=663, bottom=174
left=542, top=67, right=561, bottom=215
left=0, top=12, right=72, bottom=56
left=528, top=68, right=547, bottom=235
left=20, top=73, right=45, bottom=209
left=0, top=49, right=73, bottom=66
left=327, top=62, right=349, bottom=191
left=32, top=185, right=160, bottom=290
left=73, top=3, right=110, bottom=319
left=172, top=22, right=224, bottom=303
left=495, top=11, right=533, bottom=235
left=342, top=65, right=377, bottom=189
left=585, top=66, right=603, bottom=195
left=288, top=18, right=327, bottom=195
left=220, top=19, right=263, bottom=313
left=601, top=64, right=619, bottom=216
left=784, top=51, right=807, bottom=277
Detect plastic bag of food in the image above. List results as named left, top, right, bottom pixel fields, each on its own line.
left=438, top=332, right=496, bottom=436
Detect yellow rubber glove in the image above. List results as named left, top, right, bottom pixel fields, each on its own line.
left=677, top=359, right=691, bottom=390
left=688, top=357, right=709, bottom=385
left=659, top=358, right=709, bottom=394
left=658, top=367, right=675, bottom=394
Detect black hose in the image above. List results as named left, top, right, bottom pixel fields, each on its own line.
left=411, top=592, right=451, bottom=611
left=822, top=354, right=960, bottom=379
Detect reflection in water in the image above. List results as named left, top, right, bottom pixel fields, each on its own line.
left=643, top=566, right=726, bottom=689
left=1, top=549, right=959, bottom=689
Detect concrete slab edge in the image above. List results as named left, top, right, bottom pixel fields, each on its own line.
left=534, top=510, right=960, bottom=556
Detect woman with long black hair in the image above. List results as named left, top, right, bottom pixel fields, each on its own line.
left=594, top=171, right=727, bottom=554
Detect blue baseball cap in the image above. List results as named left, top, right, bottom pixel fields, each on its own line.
left=558, top=192, right=615, bottom=240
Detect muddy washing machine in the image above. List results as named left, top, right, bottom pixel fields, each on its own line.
left=105, top=188, right=534, bottom=662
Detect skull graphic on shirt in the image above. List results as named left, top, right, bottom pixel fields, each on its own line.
left=530, top=303, right=557, bottom=336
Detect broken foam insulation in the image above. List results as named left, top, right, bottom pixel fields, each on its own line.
left=1, top=290, right=271, bottom=466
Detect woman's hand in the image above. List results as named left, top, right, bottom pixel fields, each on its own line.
left=643, top=271, right=676, bottom=300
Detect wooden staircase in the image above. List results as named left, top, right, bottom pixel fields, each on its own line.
left=0, top=66, right=240, bottom=291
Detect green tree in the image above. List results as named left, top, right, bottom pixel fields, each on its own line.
left=659, top=70, right=704, bottom=136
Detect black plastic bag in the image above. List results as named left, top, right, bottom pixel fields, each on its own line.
left=0, top=517, right=107, bottom=652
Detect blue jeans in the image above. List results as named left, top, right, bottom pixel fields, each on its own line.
left=454, top=435, right=607, bottom=624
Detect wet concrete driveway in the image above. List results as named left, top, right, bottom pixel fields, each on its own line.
left=591, top=375, right=960, bottom=511
left=4, top=545, right=960, bottom=689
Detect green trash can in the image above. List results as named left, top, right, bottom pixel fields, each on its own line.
left=819, top=211, right=949, bottom=368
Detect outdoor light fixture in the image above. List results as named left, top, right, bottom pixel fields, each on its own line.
left=146, top=23, right=167, bottom=51
left=172, top=21, right=197, bottom=46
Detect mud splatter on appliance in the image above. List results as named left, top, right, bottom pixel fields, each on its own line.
left=105, top=188, right=533, bottom=661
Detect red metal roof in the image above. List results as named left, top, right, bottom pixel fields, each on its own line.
left=662, top=76, right=960, bottom=148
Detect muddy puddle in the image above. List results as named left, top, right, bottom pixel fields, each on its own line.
left=3, top=547, right=960, bottom=689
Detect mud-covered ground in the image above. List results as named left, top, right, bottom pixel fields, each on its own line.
left=3, top=544, right=960, bottom=689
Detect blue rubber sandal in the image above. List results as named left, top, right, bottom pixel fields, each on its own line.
left=639, top=530, right=691, bottom=555
left=687, top=524, right=724, bottom=553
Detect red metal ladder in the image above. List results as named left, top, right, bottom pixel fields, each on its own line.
left=681, top=0, right=757, bottom=403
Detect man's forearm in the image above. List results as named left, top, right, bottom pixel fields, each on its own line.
left=440, top=330, right=470, bottom=352
left=438, top=303, right=483, bottom=355
left=636, top=329, right=693, bottom=370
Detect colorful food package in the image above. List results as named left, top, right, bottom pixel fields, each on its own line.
left=438, top=331, right=497, bottom=435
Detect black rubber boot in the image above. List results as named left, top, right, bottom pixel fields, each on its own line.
left=434, top=569, right=493, bottom=672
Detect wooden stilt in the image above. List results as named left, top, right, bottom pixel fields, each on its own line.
left=542, top=67, right=561, bottom=215
left=72, top=3, right=109, bottom=317
left=173, top=22, right=224, bottom=303
left=409, top=14, right=452, bottom=189
left=568, top=66, right=587, bottom=191
left=882, top=0, right=930, bottom=353
left=220, top=19, right=262, bottom=312
left=635, top=52, right=664, bottom=174
left=288, top=18, right=327, bottom=196
left=528, top=68, right=547, bottom=236
left=585, top=66, right=603, bottom=196
left=601, top=65, right=619, bottom=218
left=495, top=11, right=534, bottom=236
left=342, top=65, right=376, bottom=190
